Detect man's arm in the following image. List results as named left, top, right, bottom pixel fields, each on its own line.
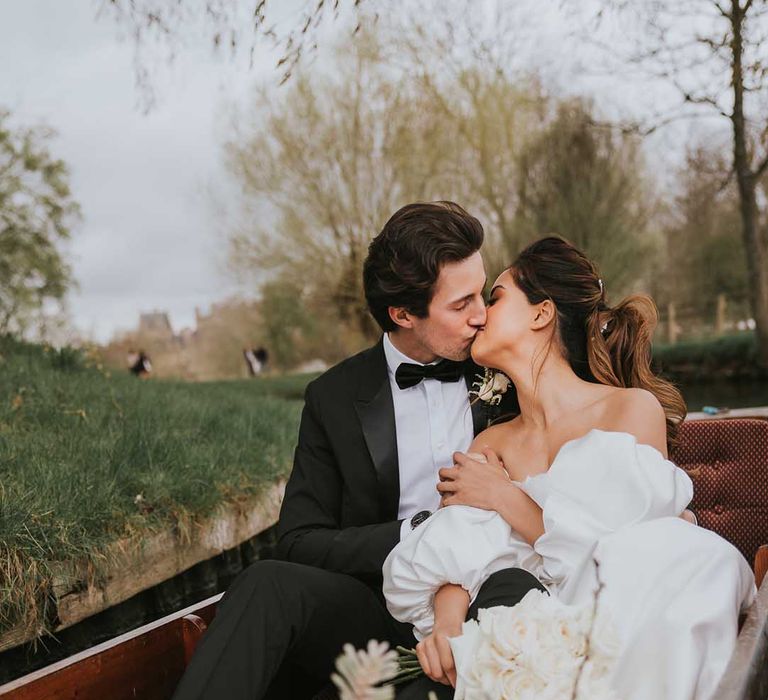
left=276, top=381, right=402, bottom=576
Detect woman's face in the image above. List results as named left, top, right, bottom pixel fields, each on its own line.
left=471, top=269, right=538, bottom=368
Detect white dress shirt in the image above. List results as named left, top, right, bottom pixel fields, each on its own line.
left=382, top=333, right=475, bottom=540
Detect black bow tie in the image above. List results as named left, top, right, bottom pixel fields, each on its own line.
left=395, top=360, right=465, bottom=390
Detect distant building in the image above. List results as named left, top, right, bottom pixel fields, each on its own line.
left=138, top=311, right=174, bottom=337
left=103, top=300, right=262, bottom=380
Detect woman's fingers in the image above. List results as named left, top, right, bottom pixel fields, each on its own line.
left=480, top=447, right=502, bottom=468
left=415, top=641, right=431, bottom=678
left=438, top=466, right=458, bottom=481
left=424, top=638, right=450, bottom=685
left=436, top=635, right=457, bottom=687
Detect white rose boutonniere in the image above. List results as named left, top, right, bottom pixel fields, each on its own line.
left=471, top=367, right=511, bottom=406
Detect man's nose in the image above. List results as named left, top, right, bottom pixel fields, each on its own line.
left=469, top=299, right=487, bottom=327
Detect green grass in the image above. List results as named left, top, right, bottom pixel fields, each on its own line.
left=0, top=336, right=313, bottom=639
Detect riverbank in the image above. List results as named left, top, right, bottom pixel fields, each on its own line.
left=653, top=332, right=766, bottom=382
left=0, top=336, right=304, bottom=644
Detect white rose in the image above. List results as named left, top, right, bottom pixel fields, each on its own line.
left=473, top=370, right=511, bottom=403
left=499, top=667, right=545, bottom=700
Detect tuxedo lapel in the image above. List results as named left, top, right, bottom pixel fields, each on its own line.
left=464, top=362, right=487, bottom=436
left=353, top=340, right=400, bottom=521
left=465, top=362, right=520, bottom=432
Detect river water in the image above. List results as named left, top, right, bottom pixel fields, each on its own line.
left=679, top=380, right=768, bottom=412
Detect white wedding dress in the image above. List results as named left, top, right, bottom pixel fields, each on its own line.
left=383, top=430, right=756, bottom=700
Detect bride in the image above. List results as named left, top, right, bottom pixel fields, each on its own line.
left=383, top=236, right=756, bottom=700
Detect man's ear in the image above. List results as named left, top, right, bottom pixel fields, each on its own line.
left=531, top=299, right=555, bottom=330
left=388, top=306, right=415, bottom=330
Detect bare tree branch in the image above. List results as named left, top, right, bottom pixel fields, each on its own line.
left=755, top=151, right=768, bottom=178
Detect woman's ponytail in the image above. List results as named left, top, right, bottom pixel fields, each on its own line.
left=587, top=294, right=686, bottom=442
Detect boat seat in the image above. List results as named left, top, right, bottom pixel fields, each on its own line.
left=672, top=417, right=768, bottom=570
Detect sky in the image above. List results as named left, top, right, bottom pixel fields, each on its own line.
left=0, top=1, right=719, bottom=344
left=0, top=1, right=283, bottom=342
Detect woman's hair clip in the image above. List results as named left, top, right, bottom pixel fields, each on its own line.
left=598, top=278, right=604, bottom=294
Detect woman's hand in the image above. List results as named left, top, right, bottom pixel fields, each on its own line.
left=415, top=583, right=470, bottom=687
left=437, top=447, right=512, bottom=511
left=415, top=622, right=460, bottom=687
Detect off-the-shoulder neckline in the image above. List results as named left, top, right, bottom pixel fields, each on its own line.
left=519, top=429, right=669, bottom=484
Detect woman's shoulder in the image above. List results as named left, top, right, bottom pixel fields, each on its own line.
left=598, top=387, right=667, bottom=455
left=471, top=416, right=523, bottom=451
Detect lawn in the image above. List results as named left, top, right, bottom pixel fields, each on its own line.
left=0, top=336, right=315, bottom=640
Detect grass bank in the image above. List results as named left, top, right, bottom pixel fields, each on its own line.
left=0, top=336, right=314, bottom=640
left=653, top=332, right=764, bottom=381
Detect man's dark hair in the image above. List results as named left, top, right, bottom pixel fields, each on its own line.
left=363, top=201, right=484, bottom=332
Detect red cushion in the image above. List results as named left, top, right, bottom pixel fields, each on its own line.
left=671, top=418, right=768, bottom=568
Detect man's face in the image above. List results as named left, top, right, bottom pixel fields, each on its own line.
left=409, top=251, right=487, bottom=361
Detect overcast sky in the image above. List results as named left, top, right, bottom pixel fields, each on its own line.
left=0, top=1, right=714, bottom=344
left=0, top=1, right=282, bottom=341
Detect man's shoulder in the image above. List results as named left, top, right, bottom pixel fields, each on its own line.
left=306, top=341, right=385, bottom=398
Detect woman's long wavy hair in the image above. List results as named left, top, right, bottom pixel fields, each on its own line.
left=508, top=236, right=686, bottom=444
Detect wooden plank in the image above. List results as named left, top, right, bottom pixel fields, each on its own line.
left=688, top=407, right=768, bottom=421
left=755, top=546, right=768, bottom=589
left=182, top=614, right=208, bottom=665
left=0, top=482, right=283, bottom=653
left=713, top=576, right=768, bottom=700
left=0, top=595, right=222, bottom=700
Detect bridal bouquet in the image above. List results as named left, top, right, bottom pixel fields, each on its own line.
left=332, top=590, right=621, bottom=700
left=448, top=590, right=620, bottom=700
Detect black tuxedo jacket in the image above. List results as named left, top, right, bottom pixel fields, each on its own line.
left=275, top=338, right=518, bottom=589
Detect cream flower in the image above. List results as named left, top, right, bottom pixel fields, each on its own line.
left=471, top=368, right=511, bottom=405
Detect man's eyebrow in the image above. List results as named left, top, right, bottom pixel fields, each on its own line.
left=448, top=292, right=475, bottom=305
left=448, top=277, right=487, bottom=305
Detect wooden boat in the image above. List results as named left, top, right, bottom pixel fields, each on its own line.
left=1, top=415, right=767, bottom=700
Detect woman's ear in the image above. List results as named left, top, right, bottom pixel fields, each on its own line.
left=388, top=306, right=415, bottom=330
left=531, top=299, right=555, bottom=330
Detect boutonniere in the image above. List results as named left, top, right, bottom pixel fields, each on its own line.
left=470, top=367, right=511, bottom=406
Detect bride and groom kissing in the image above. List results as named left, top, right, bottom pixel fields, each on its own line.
left=174, top=201, right=756, bottom=700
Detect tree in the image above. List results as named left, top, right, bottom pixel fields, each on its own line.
left=99, top=0, right=371, bottom=108
left=388, top=2, right=547, bottom=276
left=225, top=20, right=663, bottom=366
left=658, top=143, right=748, bottom=331
left=596, top=0, right=768, bottom=364
left=0, top=111, right=79, bottom=337
left=224, top=33, right=459, bottom=355
left=512, top=99, right=656, bottom=293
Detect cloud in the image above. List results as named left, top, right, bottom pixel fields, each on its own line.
left=0, top=0, right=268, bottom=343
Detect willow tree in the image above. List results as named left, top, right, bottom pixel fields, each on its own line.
left=224, top=35, right=454, bottom=351
left=513, top=99, right=656, bottom=294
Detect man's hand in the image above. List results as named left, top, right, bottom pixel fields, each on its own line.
left=437, top=447, right=511, bottom=511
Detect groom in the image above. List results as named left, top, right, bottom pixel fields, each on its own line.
left=172, top=201, right=544, bottom=700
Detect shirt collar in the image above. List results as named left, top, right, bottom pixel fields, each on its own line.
left=383, top=332, right=439, bottom=379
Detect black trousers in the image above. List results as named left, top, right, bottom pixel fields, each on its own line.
left=171, top=561, right=544, bottom=700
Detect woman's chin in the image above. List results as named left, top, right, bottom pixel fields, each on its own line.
left=470, top=337, right=490, bottom=366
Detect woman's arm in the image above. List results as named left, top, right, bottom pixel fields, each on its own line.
left=415, top=583, right=469, bottom=687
